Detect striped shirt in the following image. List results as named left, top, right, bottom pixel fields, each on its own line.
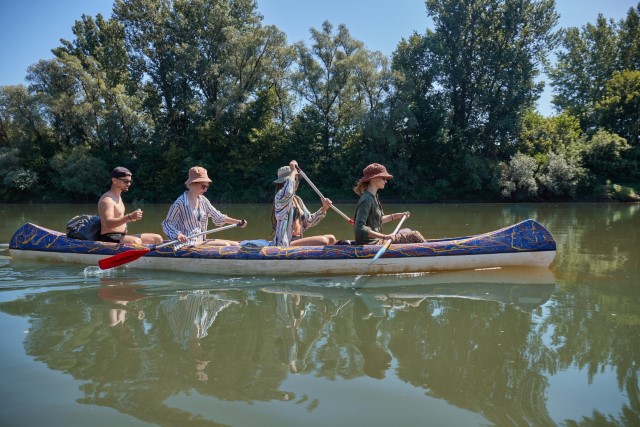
left=272, top=177, right=325, bottom=246
left=160, top=291, right=237, bottom=349
left=162, top=192, right=227, bottom=249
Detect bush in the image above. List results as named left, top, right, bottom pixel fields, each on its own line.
left=594, top=180, right=640, bottom=201
left=3, top=168, right=38, bottom=192
left=537, top=153, right=585, bottom=197
left=582, top=130, right=632, bottom=180
left=50, top=147, right=109, bottom=198
left=499, top=152, right=538, bottom=200
left=0, top=147, right=20, bottom=179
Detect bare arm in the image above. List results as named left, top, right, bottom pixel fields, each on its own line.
left=382, top=212, right=410, bottom=224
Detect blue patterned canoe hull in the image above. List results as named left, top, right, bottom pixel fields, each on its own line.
left=9, top=219, right=556, bottom=275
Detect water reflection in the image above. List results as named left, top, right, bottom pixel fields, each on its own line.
left=2, top=203, right=639, bottom=425
left=0, top=267, right=564, bottom=425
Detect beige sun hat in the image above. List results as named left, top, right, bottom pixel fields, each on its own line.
left=273, top=165, right=293, bottom=184
left=185, top=166, right=212, bottom=185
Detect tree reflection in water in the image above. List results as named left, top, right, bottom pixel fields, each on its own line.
left=0, top=267, right=575, bottom=425
left=2, top=203, right=639, bottom=425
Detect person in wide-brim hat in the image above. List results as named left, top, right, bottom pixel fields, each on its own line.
left=271, top=159, right=336, bottom=247
left=162, top=166, right=247, bottom=249
left=357, top=163, right=394, bottom=184
left=184, top=166, right=212, bottom=186
left=352, top=163, right=426, bottom=246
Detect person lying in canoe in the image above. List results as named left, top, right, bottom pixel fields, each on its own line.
left=162, top=166, right=247, bottom=248
left=271, top=160, right=336, bottom=246
left=353, top=163, right=426, bottom=245
left=97, top=166, right=163, bottom=245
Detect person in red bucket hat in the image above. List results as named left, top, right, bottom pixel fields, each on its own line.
left=353, top=163, right=426, bottom=245
left=162, top=166, right=247, bottom=248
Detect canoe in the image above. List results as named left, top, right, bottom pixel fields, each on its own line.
left=9, top=219, right=556, bottom=276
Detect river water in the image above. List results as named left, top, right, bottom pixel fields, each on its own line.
left=0, top=202, right=638, bottom=426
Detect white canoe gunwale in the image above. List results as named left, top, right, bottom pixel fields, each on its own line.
left=9, top=248, right=556, bottom=276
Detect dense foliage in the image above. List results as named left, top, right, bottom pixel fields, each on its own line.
left=1, top=0, right=639, bottom=203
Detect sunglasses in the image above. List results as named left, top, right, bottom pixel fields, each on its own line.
left=116, top=178, right=132, bottom=185
left=200, top=184, right=209, bottom=189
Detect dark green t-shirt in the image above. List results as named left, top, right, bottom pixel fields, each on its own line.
left=354, top=190, right=384, bottom=245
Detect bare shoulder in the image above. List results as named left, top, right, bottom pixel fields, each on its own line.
left=99, top=192, right=114, bottom=206
left=98, top=192, right=117, bottom=214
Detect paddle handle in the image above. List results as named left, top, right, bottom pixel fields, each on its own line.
left=298, top=169, right=354, bottom=224
left=155, top=223, right=240, bottom=249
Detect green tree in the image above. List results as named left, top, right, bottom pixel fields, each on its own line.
left=617, top=3, right=640, bottom=71
left=50, top=146, right=109, bottom=199
left=291, top=22, right=373, bottom=166
left=114, top=0, right=187, bottom=143
left=0, top=85, right=51, bottom=148
left=582, top=129, right=632, bottom=181
left=514, top=111, right=587, bottom=198
left=548, top=15, right=619, bottom=127
left=0, top=84, right=56, bottom=198
left=51, top=13, right=149, bottom=161
left=173, top=0, right=293, bottom=131
left=26, top=59, right=89, bottom=150
left=518, top=111, right=586, bottom=157
left=173, top=0, right=294, bottom=195
left=114, top=0, right=293, bottom=199
left=425, top=0, right=560, bottom=159
left=373, top=33, right=447, bottom=200
left=54, top=14, right=132, bottom=89
left=596, top=70, right=640, bottom=148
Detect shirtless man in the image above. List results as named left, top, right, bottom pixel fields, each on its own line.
left=97, top=166, right=163, bottom=246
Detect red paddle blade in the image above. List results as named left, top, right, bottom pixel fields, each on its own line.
left=98, top=248, right=151, bottom=270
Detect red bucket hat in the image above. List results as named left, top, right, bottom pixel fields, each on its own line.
left=358, top=163, right=393, bottom=184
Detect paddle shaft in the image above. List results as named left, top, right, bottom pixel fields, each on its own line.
left=353, top=214, right=409, bottom=283
left=98, top=223, right=240, bottom=270
left=370, top=214, right=408, bottom=264
left=298, top=169, right=354, bottom=224
left=154, top=223, right=240, bottom=249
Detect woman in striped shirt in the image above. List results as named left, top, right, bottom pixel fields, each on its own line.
left=272, top=160, right=336, bottom=247
left=162, top=166, right=246, bottom=248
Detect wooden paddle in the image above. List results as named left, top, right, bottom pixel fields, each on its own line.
left=352, top=214, right=409, bottom=285
left=369, top=214, right=408, bottom=265
left=297, top=168, right=354, bottom=224
left=98, top=223, right=241, bottom=270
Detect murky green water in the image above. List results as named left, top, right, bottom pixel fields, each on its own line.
left=0, top=202, right=638, bottom=426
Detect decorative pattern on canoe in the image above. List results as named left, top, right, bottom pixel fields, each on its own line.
left=10, top=219, right=556, bottom=260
